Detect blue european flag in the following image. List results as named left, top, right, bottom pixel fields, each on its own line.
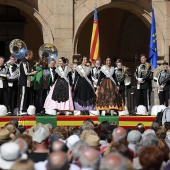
left=149, top=8, right=158, bottom=69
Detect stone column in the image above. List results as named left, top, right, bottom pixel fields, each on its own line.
left=53, top=0, right=74, bottom=63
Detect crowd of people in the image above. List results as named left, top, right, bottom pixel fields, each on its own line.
left=0, top=118, right=170, bottom=170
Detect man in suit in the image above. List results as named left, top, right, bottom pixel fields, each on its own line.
left=135, top=54, right=153, bottom=112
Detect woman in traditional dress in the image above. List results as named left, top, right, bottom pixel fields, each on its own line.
left=96, top=57, right=124, bottom=113
left=73, top=56, right=96, bottom=112
left=44, top=57, right=74, bottom=113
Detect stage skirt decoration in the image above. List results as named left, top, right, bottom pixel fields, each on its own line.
left=44, top=78, right=74, bottom=111
left=74, top=77, right=96, bottom=111
left=96, top=78, right=124, bottom=111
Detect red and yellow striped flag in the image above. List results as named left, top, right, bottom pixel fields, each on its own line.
left=90, top=7, right=100, bottom=65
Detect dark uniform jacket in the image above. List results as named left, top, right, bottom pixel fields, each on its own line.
left=135, top=62, right=153, bottom=89
left=0, top=65, right=8, bottom=88
left=157, top=69, right=170, bottom=91
left=18, top=58, right=34, bottom=87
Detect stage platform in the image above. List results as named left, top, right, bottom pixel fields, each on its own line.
left=0, top=116, right=156, bottom=130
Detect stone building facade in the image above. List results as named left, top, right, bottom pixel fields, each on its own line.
left=0, top=0, right=169, bottom=106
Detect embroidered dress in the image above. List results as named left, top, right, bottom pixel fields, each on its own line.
left=44, top=66, right=74, bottom=111
left=74, top=65, right=96, bottom=110
left=96, top=65, right=124, bottom=111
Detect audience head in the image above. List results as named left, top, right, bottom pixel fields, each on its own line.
left=99, top=121, right=110, bottom=131
left=136, top=123, right=145, bottom=134
left=164, top=122, right=170, bottom=131
left=47, top=151, right=69, bottom=170
left=139, top=146, right=163, bottom=170
left=81, top=120, right=94, bottom=130
left=10, top=119, right=18, bottom=128
left=66, top=135, right=80, bottom=149
left=109, top=142, right=133, bottom=161
left=15, top=138, right=28, bottom=154
left=143, top=129, right=155, bottom=136
left=11, top=159, right=34, bottom=170
left=151, top=122, right=160, bottom=132
left=50, top=140, right=68, bottom=153
left=141, top=133, right=158, bottom=148
left=99, top=152, right=127, bottom=170
left=112, top=127, right=127, bottom=143
left=16, top=134, right=33, bottom=151
left=72, top=140, right=89, bottom=161
left=0, top=142, right=27, bottom=169
left=32, top=126, right=50, bottom=145
left=80, top=147, right=100, bottom=170
left=73, top=128, right=81, bottom=137
left=156, top=128, right=166, bottom=139
left=84, top=134, right=100, bottom=150
left=53, top=126, right=68, bottom=140
left=80, top=129, right=98, bottom=141
left=17, top=125, right=26, bottom=134
left=127, top=130, right=142, bottom=144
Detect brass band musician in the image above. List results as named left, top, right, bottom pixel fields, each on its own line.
left=114, top=59, right=131, bottom=104
left=156, top=60, right=170, bottom=106
left=135, top=54, right=153, bottom=111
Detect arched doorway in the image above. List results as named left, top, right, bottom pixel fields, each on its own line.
left=77, top=8, right=150, bottom=71
left=0, top=5, right=43, bottom=61
left=75, top=7, right=151, bottom=112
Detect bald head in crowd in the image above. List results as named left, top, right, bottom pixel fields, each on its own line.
left=50, top=140, right=68, bottom=153
left=15, top=138, right=28, bottom=154
left=99, top=152, right=127, bottom=170
left=80, top=147, right=100, bottom=170
left=112, top=127, right=127, bottom=142
left=46, top=151, right=69, bottom=170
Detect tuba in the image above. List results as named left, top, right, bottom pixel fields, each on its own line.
left=137, top=62, right=151, bottom=84
left=8, top=39, right=27, bottom=79
left=39, top=43, right=58, bottom=62
left=9, top=39, right=27, bottom=59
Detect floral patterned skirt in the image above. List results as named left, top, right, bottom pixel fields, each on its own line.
left=96, top=78, right=124, bottom=111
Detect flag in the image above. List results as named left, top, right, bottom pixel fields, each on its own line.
left=90, top=7, right=100, bottom=65
left=149, top=7, right=158, bottom=69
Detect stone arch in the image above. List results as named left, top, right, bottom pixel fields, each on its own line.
left=0, top=0, right=54, bottom=44
left=74, top=0, right=165, bottom=58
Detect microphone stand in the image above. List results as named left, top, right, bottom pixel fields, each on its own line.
left=133, top=54, right=138, bottom=113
